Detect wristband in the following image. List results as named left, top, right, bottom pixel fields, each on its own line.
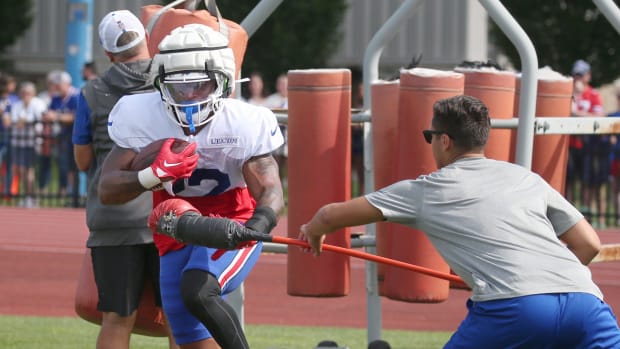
left=138, top=167, right=162, bottom=190
left=245, top=206, right=278, bottom=235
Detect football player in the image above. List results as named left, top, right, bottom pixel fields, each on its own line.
left=99, top=23, right=284, bottom=349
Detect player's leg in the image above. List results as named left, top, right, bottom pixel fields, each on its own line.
left=91, top=246, right=145, bottom=349
left=180, top=243, right=263, bottom=349
left=159, top=246, right=220, bottom=349
left=180, top=269, right=248, bottom=349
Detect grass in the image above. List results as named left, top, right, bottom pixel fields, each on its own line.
left=0, top=315, right=452, bottom=349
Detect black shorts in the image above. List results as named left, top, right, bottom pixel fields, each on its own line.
left=91, top=244, right=162, bottom=316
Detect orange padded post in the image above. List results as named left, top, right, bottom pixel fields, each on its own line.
left=287, top=69, right=352, bottom=296
left=515, top=71, right=572, bottom=192
left=74, top=250, right=167, bottom=337
left=457, top=68, right=516, bottom=162
left=370, top=80, right=400, bottom=295
left=141, top=5, right=248, bottom=92
left=383, top=68, right=464, bottom=303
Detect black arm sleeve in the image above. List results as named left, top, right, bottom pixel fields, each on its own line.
left=171, top=212, right=273, bottom=249
left=244, top=206, right=278, bottom=234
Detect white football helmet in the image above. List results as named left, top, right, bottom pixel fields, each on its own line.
left=151, top=24, right=236, bottom=133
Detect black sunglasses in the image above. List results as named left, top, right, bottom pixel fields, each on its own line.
left=422, top=130, right=452, bottom=144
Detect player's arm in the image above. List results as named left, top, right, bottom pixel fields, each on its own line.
left=148, top=198, right=273, bottom=248
left=242, top=153, right=284, bottom=234
left=559, top=218, right=601, bottom=265
left=99, top=139, right=198, bottom=204
left=98, top=145, right=148, bottom=204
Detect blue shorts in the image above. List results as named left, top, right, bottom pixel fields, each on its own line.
left=159, top=243, right=262, bottom=345
left=445, top=293, right=620, bottom=349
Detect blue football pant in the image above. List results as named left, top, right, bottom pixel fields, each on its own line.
left=159, top=243, right=262, bottom=345
left=445, top=293, right=620, bottom=349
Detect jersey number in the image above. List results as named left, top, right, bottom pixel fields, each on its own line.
left=172, top=168, right=231, bottom=196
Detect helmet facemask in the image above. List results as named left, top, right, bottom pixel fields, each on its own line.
left=150, top=23, right=236, bottom=135
left=158, top=71, right=229, bottom=133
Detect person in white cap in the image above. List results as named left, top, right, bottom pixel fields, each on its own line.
left=98, top=23, right=284, bottom=349
left=72, top=9, right=178, bottom=349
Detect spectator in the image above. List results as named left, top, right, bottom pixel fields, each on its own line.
left=72, top=10, right=177, bottom=349
left=608, top=81, right=620, bottom=225
left=264, top=73, right=289, bottom=187
left=81, top=61, right=98, bottom=82
left=2, top=81, right=47, bottom=207
left=46, top=70, right=79, bottom=199
left=0, top=73, right=19, bottom=196
left=38, top=70, right=62, bottom=107
left=264, top=73, right=288, bottom=109
left=570, top=59, right=607, bottom=227
left=246, top=71, right=267, bottom=106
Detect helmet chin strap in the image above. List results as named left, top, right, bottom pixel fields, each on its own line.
left=183, top=105, right=199, bottom=134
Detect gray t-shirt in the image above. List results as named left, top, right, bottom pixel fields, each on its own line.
left=365, top=157, right=602, bottom=302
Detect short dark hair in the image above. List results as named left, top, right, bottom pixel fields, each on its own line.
left=432, top=95, right=490, bottom=150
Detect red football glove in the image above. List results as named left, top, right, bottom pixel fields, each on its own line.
left=138, top=138, right=198, bottom=189
left=148, top=198, right=200, bottom=236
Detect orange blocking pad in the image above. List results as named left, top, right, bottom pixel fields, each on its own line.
left=141, top=4, right=248, bottom=89
left=370, top=80, right=400, bottom=295
left=286, top=69, right=352, bottom=297
left=74, top=250, right=167, bottom=337
left=383, top=68, right=464, bottom=303
left=456, top=68, right=516, bottom=162
left=515, top=69, right=573, bottom=193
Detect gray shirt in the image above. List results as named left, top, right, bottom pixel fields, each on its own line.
left=365, top=157, right=602, bottom=302
left=81, top=60, right=154, bottom=247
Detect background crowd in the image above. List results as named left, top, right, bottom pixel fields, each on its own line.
left=0, top=64, right=93, bottom=207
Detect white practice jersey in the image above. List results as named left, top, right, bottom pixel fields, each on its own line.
left=108, top=91, right=284, bottom=197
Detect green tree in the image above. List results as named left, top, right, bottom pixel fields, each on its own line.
left=0, top=0, right=34, bottom=65
left=162, top=0, right=347, bottom=95
left=489, top=0, right=620, bottom=86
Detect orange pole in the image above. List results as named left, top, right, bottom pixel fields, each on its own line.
left=384, top=69, right=464, bottom=303
left=286, top=69, right=352, bottom=296
left=271, top=236, right=467, bottom=287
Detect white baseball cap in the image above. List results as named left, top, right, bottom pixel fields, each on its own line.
left=98, top=10, right=146, bottom=53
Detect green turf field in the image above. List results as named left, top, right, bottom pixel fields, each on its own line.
left=0, top=315, right=451, bottom=349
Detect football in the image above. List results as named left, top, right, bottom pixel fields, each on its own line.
left=130, top=138, right=192, bottom=170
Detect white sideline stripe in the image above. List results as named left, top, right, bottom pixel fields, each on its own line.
left=0, top=244, right=85, bottom=254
